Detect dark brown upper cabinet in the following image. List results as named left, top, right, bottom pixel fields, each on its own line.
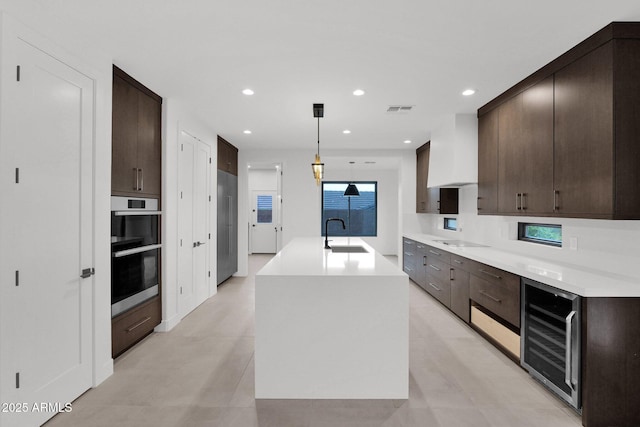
left=217, top=135, right=238, bottom=175
left=416, top=142, right=458, bottom=214
left=112, top=66, right=162, bottom=198
left=478, top=23, right=640, bottom=219
left=477, top=108, right=499, bottom=214
left=497, top=76, right=554, bottom=215
left=554, top=43, right=613, bottom=217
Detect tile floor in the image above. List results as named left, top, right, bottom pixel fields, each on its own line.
left=45, top=254, right=582, bottom=427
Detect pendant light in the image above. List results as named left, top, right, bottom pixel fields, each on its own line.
left=344, top=183, right=360, bottom=196
left=311, top=103, right=324, bottom=185
left=344, top=161, right=360, bottom=196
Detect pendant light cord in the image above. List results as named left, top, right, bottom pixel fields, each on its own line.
left=317, top=117, right=320, bottom=156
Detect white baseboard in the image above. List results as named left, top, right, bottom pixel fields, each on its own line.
left=93, top=359, right=114, bottom=387
left=155, top=314, right=180, bottom=332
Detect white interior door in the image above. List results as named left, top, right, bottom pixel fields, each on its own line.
left=0, top=39, right=93, bottom=426
left=251, top=191, right=277, bottom=253
left=193, top=141, right=211, bottom=305
left=178, top=137, right=195, bottom=317
left=178, top=132, right=211, bottom=318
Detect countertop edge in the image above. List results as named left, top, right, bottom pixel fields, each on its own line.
left=404, top=233, right=640, bottom=298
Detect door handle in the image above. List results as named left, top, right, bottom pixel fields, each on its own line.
left=80, top=268, right=95, bottom=279
left=193, top=241, right=205, bottom=248
left=565, top=310, right=577, bottom=390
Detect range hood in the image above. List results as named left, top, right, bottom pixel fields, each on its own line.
left=427, top=113, right=478, bottom=187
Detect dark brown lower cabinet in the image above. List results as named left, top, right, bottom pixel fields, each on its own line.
left=450, top=267, right=470, bottom=323
left=582, top=298, right=640, bottom=427
left=112, top=296, right=161, bottom=357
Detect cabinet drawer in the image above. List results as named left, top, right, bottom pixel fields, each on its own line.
left=422, top=274, right=451, bottom=308
left=424, top=257, right=450, bottom=284
left=470, top=273, right=520, bottom=327
left=450, top=254, right=475, bottom=273
left=112, top=297, right=161, bottom=357
left=424, top=245, right=451, bottom=264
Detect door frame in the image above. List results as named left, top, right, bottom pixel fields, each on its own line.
left=247, top=163, right=283, bottom=254
left=176, top=127, right=215, bottom=319
left=0, top=12, right=113, bottom=420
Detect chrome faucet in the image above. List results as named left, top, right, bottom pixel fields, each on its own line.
left=324, top=218, right=345, bottom=249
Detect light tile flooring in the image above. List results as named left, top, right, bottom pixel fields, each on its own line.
left=46, top=255, right=582, bottom=427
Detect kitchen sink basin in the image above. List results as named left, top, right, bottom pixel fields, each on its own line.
left=330, top=245, right=368, bottom=253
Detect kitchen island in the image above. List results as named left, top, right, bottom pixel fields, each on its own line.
left=255, top=237, right=408, bottom=399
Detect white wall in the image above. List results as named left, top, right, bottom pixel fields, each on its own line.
left=238, top=149, right=409, bottom=276
left=161, top=98, right=219, bottom=331
left=412, top=184, right=640, bottom=280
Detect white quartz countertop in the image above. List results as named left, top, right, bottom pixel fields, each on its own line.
left=257, top=237, right=406, bottom=277
left=404, top=233, right=640, bottom=297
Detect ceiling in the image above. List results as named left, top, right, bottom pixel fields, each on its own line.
left=11, top=0, right=640, bottom=151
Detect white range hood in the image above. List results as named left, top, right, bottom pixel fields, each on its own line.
left=427, top=113, right=478, bottom=187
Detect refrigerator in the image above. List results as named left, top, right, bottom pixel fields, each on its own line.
left=217, top=169, right=238, bottom=284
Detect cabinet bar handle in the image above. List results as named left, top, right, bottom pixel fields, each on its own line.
left=423, top=256, right=427, bottom=266
left=428, top=250, right=441, bottom=256
left=404, top=252, right=413, bottom=256
left=437, top=200, right=441, bottom=212
left=565, top=310, right=577, bottom=390
left=404, top=266, right=412, bottom=272
left=133, top=167, right=138, bottom=190
left=453, top=259, right=463, bottom=265
left=521, top=193, right=527, bottom=210
left=428, top=282, right=441, bottom=291
left=553, top=190, right=560, bottom=212
left=139, top=168, right=144, bottom=191
left=516, top=193, right=522, bottom=210
left=404, top=240, right=414, bottom=245
left=479, top=290, right=501, bottom=303
left=428, top=264, right=441, bottom=271
left=450, top=268, right=454, bottom=280
left=126, top=316, right=151, bottom=332
left=478, top=269, right=502, bottom=280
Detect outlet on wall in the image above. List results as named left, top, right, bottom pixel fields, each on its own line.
left=569, top=237, right=578, bottom=251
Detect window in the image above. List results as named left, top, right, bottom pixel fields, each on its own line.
left=321, top=181, right=377, bottom=237
left=518, top=223, right=562, bottom=247
left=256, top=195, right=273, bottom=223
left=444, top=218, right=457, bottom=231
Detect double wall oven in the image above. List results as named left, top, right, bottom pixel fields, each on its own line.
left=111, top=196, right=161, bottom=317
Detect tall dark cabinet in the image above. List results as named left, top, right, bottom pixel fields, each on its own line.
left=111, top=65, right=162, bottom=357
left=217, top=136, right=238, bottom=285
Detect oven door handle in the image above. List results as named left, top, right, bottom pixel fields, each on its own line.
left=113, top=244, right=162, bottom=258
left=565, top=310, right=577, bottom=390
left=113, top=210, right=162, bottom=216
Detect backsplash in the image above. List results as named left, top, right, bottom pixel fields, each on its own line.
left=414, top=184, right=640, bottom=280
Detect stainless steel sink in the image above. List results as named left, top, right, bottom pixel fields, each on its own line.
left=330, top=245, right=368, bottom=253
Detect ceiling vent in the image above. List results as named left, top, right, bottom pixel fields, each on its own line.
left=387, top=105, right=414, bottom=113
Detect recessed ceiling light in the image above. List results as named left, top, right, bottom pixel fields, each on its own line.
left=243, top=130, right=252, bottom=134
left=462, top=89, right=476, bottom=96
left=404, top=140, right=412, bottom=144
left=353, top=89, right=365, bottom=96
left=242, top=88, right=254, bottom=95
left=343, top=130, right=351, bottom=134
